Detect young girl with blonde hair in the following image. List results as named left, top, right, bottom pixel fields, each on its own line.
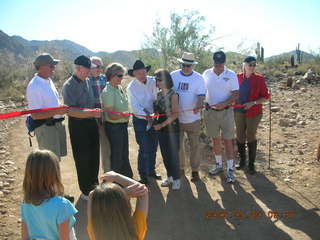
left=21, top=149, right=78, bottom=240
left=87, top=171, right=149, bottom=240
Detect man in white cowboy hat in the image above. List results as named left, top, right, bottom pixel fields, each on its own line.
left=170, top=52, right=206, bottom=182
left=127, top=60, right=160, bottom=184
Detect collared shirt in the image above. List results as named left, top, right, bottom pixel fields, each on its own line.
left=26, top=73, right=63, bottom=119
left=101, top=82, right=129, bottom=123
left=62, top=75, right=95, bottom=109
left=236, top=72, right=270, bottom=117
left=89, top=74, right=107, bottom=108
left=202, top=67, right=239, bottom=105
left=171, top=70, right=206, bottom=124
left=127, top=76, right=157, bottom=119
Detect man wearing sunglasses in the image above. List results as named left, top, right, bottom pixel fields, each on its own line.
left=202, top=51, right=239, bottom=183
left=170, top=52, right=206, bottom=182
left=89, top=56, right=110, bottom=173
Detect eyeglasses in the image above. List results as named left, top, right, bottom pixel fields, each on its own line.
left=249, top=63, right=256, bottom=67
left=182, top=64, right=192, bottom=68
left=116, top=74, right=124, bottom=78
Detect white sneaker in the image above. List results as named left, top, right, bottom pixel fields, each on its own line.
left=172, top=179, right=181, bottom=190
left=80, top=193, right=89, bottom=201
left=209, top=166, right=223, bottom=175
left=161, top=176, right=173, bottom=187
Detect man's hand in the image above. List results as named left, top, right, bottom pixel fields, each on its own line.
left=213, top=103, right=226, bottom=110
left=56, top=106, right=69, bottom=115
left=91, top=109, right=101, bottom=118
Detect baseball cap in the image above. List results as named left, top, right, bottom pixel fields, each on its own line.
left=74, top=55, right=91, bottom=69
left=34, top=53, right=60, bottom=68
left=213, top=51, right=226, bottom=64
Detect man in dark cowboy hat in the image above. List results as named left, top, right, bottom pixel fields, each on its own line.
left=128, top=60, right=160, bottom=184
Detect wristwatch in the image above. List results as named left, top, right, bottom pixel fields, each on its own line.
left=253, top=101, right=257, bottom=105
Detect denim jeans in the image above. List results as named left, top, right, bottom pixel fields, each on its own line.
left=133, top=116, right=158, bottom=177
left=104, top=121, right=133, bottom=178
left=158, top=131, right=180, bottom=180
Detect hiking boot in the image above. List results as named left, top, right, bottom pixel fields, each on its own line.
left=236, top=141, right=246, bottom=170
left=248, top=140, right=257, bottom=175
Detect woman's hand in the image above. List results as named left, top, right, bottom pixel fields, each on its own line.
left=244, top=101, right=255, bottom=110
left=153, top=123, right=163, bottom=131
left=125, top=183, right=148, bottom=198
left=100, top=171, right=118, bottom=182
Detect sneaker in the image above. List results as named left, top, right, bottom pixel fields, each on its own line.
left=226, top=169, right=236, bottom=183
left=80, top=193, right=89, bottom=201
left=209, top=166, right=223, bottom=175
left=161, top=176, right=173, bottom=187
left=172, top=179, right=181, bottom=190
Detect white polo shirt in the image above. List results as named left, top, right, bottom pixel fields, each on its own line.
left=127, top=76, right=157, bottom=119
left=26, top=73, right=63, bottom=119
left=202, top=67, right=239, bottom=105
left=171, top=70, right=206, bottom=124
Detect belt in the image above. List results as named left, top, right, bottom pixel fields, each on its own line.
left=209, top=107, right=229, bottom=111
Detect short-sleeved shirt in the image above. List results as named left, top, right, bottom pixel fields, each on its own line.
left=101, top=82, right=129, bottom=123
left=62, top=75, right=95, bottom=109
left=21, top=196, right=78, bottom=240
left=87, top=209, right=147, bottom=240
left=26, top=73, right=63, bottom=119
left=202, top=67, right=239, bottom=105
left=89, top=74, right=107, bottom=108
left=171, top=70, right=206, bottom=124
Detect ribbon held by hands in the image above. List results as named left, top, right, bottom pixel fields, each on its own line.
left=0, top=104, right=245, bottom=120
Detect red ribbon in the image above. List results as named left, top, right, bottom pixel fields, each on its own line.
left=0, top=104, right=246, bottom=120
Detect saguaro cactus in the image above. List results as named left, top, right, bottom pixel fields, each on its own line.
left=255, top=42, right=264, bottom=63
left=296, top=43, right=302, bottom=64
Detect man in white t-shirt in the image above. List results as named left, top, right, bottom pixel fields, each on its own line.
left=26, top=53, right=68, bottom=159
left=171, top=52, right=206, bottom=182
left=202, top=51, right=239, bottom=183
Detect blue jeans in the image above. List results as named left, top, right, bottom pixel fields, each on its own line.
left=158, top=131, right=180, bottom=180
left=133, top=116, right=158, bottom=177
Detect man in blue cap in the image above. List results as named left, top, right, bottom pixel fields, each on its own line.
left=202, top=51, right=239, bottom=183
left=62, top=55, right=101, bottom=200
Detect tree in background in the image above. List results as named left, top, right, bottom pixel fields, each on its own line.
left=142, top=10, right=215, bottom=73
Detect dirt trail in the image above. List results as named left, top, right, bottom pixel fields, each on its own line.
left=1, top=117, right=320, bottom=240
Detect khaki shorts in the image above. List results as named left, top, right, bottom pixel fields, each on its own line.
left=203, top=108, right=235, bottom=140
left=34, top=121, right=67, bottom=158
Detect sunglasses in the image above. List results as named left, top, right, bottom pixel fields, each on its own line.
left=182, top=64, right=192, bottom=68
left=94, top=65, right=103, bottom=69
left=248, top=63, right=256, bottom=67
left=116, top=74, right=124, bottom=78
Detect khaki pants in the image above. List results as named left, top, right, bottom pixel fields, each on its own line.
left=34, top=122, right=67, bottom=159
left=234, top=112, right=262, bottom=143
left=98, top=122, right=111, bottom=172
left=179, top=120, right=201, bottom=172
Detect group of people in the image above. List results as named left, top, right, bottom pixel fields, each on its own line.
left=21, top=50, right=269, bottom=239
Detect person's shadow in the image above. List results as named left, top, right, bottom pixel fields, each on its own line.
left=246, top=172, right=320, bottom=239
left=74, top=198, right=90, bottom=240
left=162, top=174, right=235, bottom=240
left=218, top=174, right=292, bottom=240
